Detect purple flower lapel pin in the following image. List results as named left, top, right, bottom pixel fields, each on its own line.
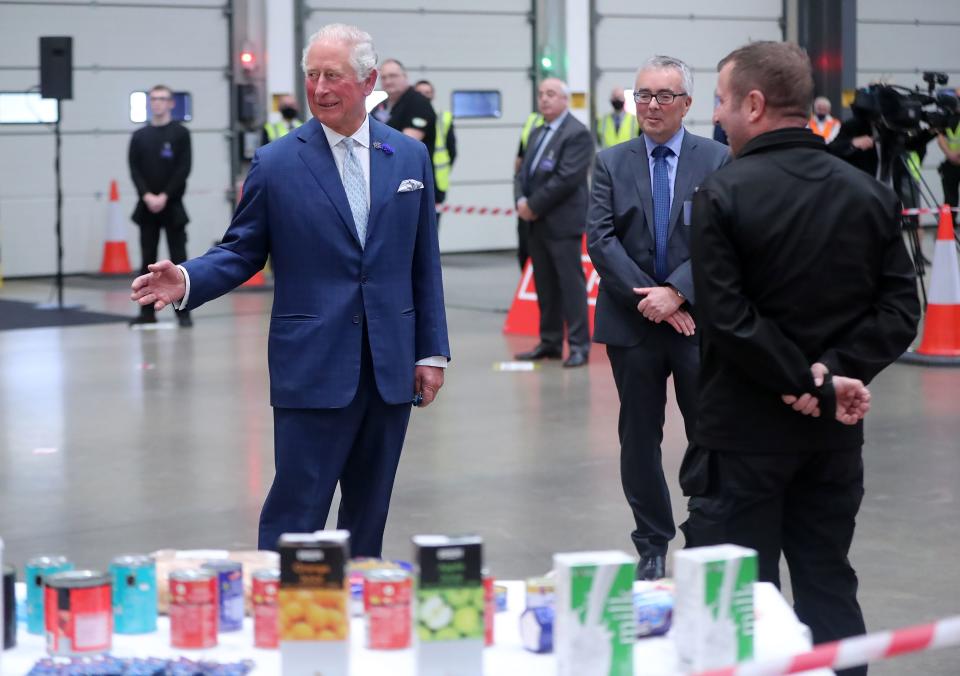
left=373, top=141, right=394, bottom=155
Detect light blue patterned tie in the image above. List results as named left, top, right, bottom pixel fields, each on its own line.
left=651, top=145, right=672, bottom=282
left=341, top=137, right=368, bottom=247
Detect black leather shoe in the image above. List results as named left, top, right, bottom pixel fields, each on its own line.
left=636, top=554, right=666, bottom=581
left=514, top=344, right=562, bottom=361
left=563, top=351, right=589, bottom=368
left=177, top=311, right=193, bottom=328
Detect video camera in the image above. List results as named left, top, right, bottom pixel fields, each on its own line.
left=851, top=71, right=958, bottom=135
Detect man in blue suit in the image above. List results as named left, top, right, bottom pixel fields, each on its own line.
left=131, top=24, right=450, bottom=557
left=587, top=55, right=729, bottom=580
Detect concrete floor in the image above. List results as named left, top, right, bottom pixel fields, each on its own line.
left=1, top=251, right=959, bottom=674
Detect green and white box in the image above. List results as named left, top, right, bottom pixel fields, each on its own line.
left=414, top=535, right=484, bottom=676
left=554, top=550, right=635, bottom=676
left=673, top=544, right=757, bottom=671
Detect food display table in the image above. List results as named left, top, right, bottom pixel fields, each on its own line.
left=2, top=581, right=832, bottom=675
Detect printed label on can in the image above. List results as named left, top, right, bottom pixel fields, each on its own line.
left=26, top=558, right=73, bottom=635
left=110, top=557, right=157, bottom=635
left=203, top=562, right=244, bottom=633
left=364, top=571, right=411, bottom=650
left=253, top=570, right=279, bottom=649
left=170, top=572, right=218, bottom=649
left=44, top=578, right=112, bottom=655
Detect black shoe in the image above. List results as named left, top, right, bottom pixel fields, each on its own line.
left=563, top=351, right=589, bottom=368
left=177, top=311, right=193, bottom=328
left=636, top=554, right=666, bottom=581
left=515, top=344, right=562, bottom=361
left=128, top=314, right=157, bottom=326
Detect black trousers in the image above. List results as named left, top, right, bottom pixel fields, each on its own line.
left=607, top=327, right=699, bottom=557
left=941, top=162, right=960, bottom=224
left=137, top=220, right=188, bottom=318
left=680, top=446, right=867, bottom=676
left=517, top=218, right=530, bottom=271
left=527, top=227, right=589, bottom=353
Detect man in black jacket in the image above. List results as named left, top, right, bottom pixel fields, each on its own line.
left=128, top=84, right=192, bottom=326
left=683, top=42, right=920, bottom=675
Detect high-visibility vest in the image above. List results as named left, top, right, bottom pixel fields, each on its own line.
left=946, top=122, right=960, bottom=152
left=598, top=113, right=638, bottom=148
left=520, top=112, right=544, bottom=151
left=433, top=110, right=453, bottom=192
left=905, top=151, right=923, bottom=183
left=808, top=115, right=839, bottom=142
left=264, top=119, right=303, bottom=142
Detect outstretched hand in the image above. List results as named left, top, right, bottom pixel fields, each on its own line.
left=131, top=260, right=186, bottom=312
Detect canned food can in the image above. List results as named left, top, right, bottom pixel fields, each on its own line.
left=483, top=572, right=494, bottom=646
left=3, top=565, right=15, bottom=649
left=525, top=576, right=555, bottom=610
left=44, top=570, right=113, bottom=656
left=494, top=584, right=508, bottom=613
left=169, top=569, right=218, bottom=649
left=363, top=569, right=411, bottom=650
left=26, top=556, right=73, bottom=635
left=252, top=568, right=279, bottom=649
left=109, top=555, right=157, bottom=635
left=201, top=560, right=244, bottom=633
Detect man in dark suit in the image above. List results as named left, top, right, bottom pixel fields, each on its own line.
left=514, top=78, right=594, bottom=368
left=130, top=24, right=450, bottom=557
left=587, top=56, right=729, bottom=580
left=684, top=42, right=919, bottom=675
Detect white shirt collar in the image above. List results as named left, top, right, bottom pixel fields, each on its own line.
left=320, top=115, right=371, bottom=150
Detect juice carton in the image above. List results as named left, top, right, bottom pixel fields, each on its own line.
left=278, top=531, right=350, bottom=676
left=554, top=550, right=635, bottom=676
left=413, top=535, right=484, bottom=676
left=673, top=544, right=757, bottom=671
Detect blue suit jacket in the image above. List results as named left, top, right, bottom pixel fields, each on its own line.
left=183, top=117, right=450, bottom=408
left=587, top=130, right=730, bottom=346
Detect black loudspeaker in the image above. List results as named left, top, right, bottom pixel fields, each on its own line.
left=40, top=36, right=73, bottom=100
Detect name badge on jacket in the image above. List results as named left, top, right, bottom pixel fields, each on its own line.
left=539, top=151, right=556, bottom=172
left=683, top=200, right=692, bottom=226
left=161, top=142, right=174, bottom=159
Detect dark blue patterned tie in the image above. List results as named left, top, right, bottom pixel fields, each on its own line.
left=651, top=145, right=672, bottom=282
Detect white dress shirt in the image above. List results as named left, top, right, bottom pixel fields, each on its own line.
left=178, top=114, right=446, bottom=369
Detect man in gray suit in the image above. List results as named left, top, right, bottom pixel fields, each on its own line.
left=587, top=56, right=730, bottom=579
left=514, top=78, right=595, bottom=368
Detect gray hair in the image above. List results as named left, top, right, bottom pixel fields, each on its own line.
left=814, top=96, right=831, bottom=110
left=301, top=24, right=378, bottom=82
left=637, top=55, right=694, bottom=97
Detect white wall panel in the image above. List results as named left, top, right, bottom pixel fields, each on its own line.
left=598, top=0, right=781, bottom=18
left=0, top=2, right=233, bottom=277
left=857, top=0, right=960, bottom=22
left=304, top=4, right=533, bottom=253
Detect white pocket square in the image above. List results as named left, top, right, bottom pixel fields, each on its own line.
left=397, top=179, right=424, bottom=193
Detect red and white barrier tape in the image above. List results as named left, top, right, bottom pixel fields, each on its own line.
left=902, top=206, right=959, bottom=216
left=694, top=614, right=960, bottom=676
left=437, top=204, right=515, bottom=216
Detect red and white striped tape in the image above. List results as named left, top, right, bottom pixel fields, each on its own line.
left=437, top=203, right=515, bottom=216
left=693, top=614, right=960, bottom=676
left=902, top=206, right=960, bottom=216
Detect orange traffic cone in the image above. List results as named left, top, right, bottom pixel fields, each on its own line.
left=99, top=180, right=133, bottom=274
left=902, top=204, right=960, bottom=365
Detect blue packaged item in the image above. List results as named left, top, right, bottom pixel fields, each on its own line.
left=633, top=579, right=674, bottom=638
left=202, top=560, right=244, bottom=632
left=519, top=605, right=554, bottom=653
left=25, top=555, right=73, bottom=635
left=110, top=554, right=157, bottom=634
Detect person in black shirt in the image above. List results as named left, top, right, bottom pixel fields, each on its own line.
left=128, top=84, right=193, bottom=326
left=377, top=60, right=436, bottom=168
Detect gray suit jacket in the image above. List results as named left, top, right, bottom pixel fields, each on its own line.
left=587, top=130, right=730, bottom=346
left=514, top=113, right=594, bottom=238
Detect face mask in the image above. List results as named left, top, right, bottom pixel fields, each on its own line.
left=815, top=113, right=827, bottom=122
left=611, top=99, right=625, bottom=111
left=280, top=106, right=298, bottom=120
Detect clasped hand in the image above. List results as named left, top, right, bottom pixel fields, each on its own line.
left=633, top=286, right=694, bottom=337
left=781, top=363, right=871, bottom=425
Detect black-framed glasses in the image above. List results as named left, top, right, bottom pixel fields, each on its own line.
left=633, top=90, right=687, bottom=105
